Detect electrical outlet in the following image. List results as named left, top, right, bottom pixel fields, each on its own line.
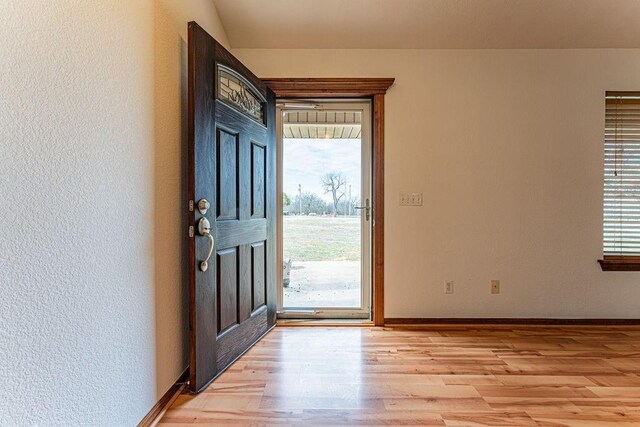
left=445, top=281, right=454, bottom=294
left=491, top=280, right=500, bottom=294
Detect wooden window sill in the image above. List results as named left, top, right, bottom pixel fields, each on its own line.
left=598, top=257, right=640, bottom=271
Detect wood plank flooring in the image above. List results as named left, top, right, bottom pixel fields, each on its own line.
left=159, top=326, right=640, bottom=426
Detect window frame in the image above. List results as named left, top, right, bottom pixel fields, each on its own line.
left=599, top=256, right=640, bottom=271
left=599, top=91, right=640, bottom=271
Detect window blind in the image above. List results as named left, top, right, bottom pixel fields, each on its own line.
left=604, top=92, right=640, bottom=256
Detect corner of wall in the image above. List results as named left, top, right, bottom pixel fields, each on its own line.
left=151, top=0, right=232, bottom=409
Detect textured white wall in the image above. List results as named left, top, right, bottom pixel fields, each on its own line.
left=1, top=2, right=639, bottom=424
left=234, top=48, right=640, bottom=319
left=0, top=0, right=228, bottom=424
left=0, top=1, right=155, bottom=424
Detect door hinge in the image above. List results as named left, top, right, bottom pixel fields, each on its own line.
left=188, top=200, right=194, bottom=212
left=188, top=225, right=194, bottom=238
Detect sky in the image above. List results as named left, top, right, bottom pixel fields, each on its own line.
left=283, top=138, right=362, bottom=203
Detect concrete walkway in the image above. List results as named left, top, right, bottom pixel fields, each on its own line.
left=283, top=261, right=361, bottom=307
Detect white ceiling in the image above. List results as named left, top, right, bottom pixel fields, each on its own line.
left=213, top=0, right=640, bottom=49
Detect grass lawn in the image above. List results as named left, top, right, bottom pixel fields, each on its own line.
left=283, top=216, right=360, bottom=261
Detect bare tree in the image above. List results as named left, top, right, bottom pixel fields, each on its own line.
left=291, top=192, right=328, bottom=215
left=339, top=196, right=359, bottom=217
left=321, top=172, right=346, bottom=216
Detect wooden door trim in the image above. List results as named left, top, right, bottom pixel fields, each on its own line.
left=384, top=318, right=640, bottom=326
left=137, top=368, right=189, bottom=427
left=262, top=78, right=394, bottom=98
left=262, top=77, right=394, bottom=326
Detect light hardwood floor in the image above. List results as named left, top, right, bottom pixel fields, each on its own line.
left=160, top=326, right=640, bottom=426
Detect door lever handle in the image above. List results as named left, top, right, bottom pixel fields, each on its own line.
left=353, top=198, right=371, bottom=221
left=198, top=217, right=214, bottom=272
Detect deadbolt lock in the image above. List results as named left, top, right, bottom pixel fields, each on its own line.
left=198, top=199, right=210, bottom=215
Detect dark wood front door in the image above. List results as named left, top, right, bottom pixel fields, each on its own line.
left=187, top=22, right=276, bottom=393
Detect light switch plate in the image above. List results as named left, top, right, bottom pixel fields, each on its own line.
left=400, top=192, right=423, bottom=206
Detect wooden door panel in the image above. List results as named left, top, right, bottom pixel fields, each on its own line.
left=216, top=129, right=239, bottom=221
left=238, top=244, right=252, bottom=323
left=214, top=219, right=267, bottom=249
left=216, top=104, right=267, bottom=149
left=252, top=241, right=266, bottom=311
left=216, top=247, right=238, bottom=335
left=188, top=21, right=276, bottom=393
left=251, top=143, right=266, bottom=218
left=216, top=307, right=268, bottom=370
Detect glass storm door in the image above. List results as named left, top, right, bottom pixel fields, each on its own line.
left=276, top=101, right=372, bottom=319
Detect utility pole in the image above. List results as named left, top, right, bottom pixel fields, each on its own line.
left=348, top=184, right=352, bottom=216
left=342, top=177, right=346, bottom=217
left=298, top=183, right=302, bottom=215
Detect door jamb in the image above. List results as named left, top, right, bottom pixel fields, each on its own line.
left=262, top=78, right=394, bottom=326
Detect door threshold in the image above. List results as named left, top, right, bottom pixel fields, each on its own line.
left=277, top=318, right=374, bottom=327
